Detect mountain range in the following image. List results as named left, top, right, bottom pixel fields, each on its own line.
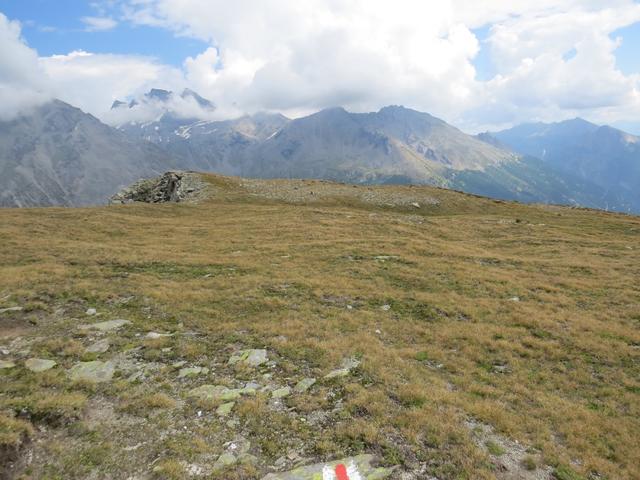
left=0, top=100, right=177, bottom=207
left=487, top=119, right=640, bottom=212
left=0, top=88, right=637, bottom=212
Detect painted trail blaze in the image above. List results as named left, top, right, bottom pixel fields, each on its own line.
left=335, top=464, right=349, bottom=480
left=322, top=460, right=362, bottom=480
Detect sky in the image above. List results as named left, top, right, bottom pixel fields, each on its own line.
left=1, top=0, right=640, bottom=133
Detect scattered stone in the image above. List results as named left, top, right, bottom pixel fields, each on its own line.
left=324, top=358, right=361, bottom=379
left=492, top=364, right=509, bottom=374
left=213, top=452, right=237, bottom=470
left=178, top=366, right=209, bottom=378
left=381, top=304, right=391, bottom=311
left=0, top=360, right=16, bottom=369
left=287, top=451, right=301, bottom=461
left=226, top=419, right=239, bottom=428
left=238, top=453, right=258, bottom=465
left=239, top=384, right=258, bottom=395
left=226, top=437, right=252, bottom=455
left=86, top=308, right=97, bottom=316
left=25, top=358, right=56, bottom=372
left=228, top=349, right=268, bottom=367
left=69, top=360, right=115, bottom=382
left=261, top=454, right=394, bottom=479
left=0, top=306, right=23, bottom=314
left=85, top=339, right=110, bottom=354
left=188, top=385, right=247, bottom=402
left=216, top=401, right=235, bottom=416
left=145, top=331, right=173, bottom=339
left=411, top=202, right=421, bottom=208
left=294, top=377, right=316, bottom=393
left=374, top=255, right=399, bottom=261
left=271, top=386, right=291, bottom=399
left=466, top=419, right=553, bottom=479
left=185, top=463, right=205, bottom=476
left=79, top=319, right=130, bottom=332
left=123, top=442, right=145, bottom=451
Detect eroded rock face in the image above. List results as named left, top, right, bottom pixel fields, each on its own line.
left=109, top=171, right=207, bottom=204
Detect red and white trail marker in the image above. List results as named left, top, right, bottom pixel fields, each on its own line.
left=322, top=461, right=362, bottom=480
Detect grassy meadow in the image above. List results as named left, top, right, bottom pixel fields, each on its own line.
left=1, top=174, right=639, bottom=479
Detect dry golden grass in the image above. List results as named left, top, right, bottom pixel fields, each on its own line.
left=0, top=173, right=639, bottom=479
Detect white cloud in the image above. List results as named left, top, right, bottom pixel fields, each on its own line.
left=0, top=13, right=51, bottom=120
left=39, top=50, right=186, bottom=117
left=117, top=0, right=640, bottom=129
left=2, top=2, right=640, bottom=130
left=103, top=88, right=223, bottom=126
left=81, top=16, right=118, bottom=32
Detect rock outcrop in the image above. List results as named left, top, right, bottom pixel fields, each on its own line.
left=109, top=171, right=207, bottom=204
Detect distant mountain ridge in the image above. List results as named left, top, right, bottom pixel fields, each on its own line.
left=112, top=88, right=216, bottom=113
left=0, top=90, right=636, bottom=212
left=487, top=118, right=640, bottom=212
left=0, top=100, right=178, bottom=207
left=115, top=93, right=614, bottom=210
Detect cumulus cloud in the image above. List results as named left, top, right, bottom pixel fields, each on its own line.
left=40, top=50, right=186, bottom=118
left=118, top=0, right=640, bottom=128
left=2, top=2, right=640, bottom=129
left=103, top=88, right=222, bottom=126
left=0, top=13, right=51, bottom=120
left=0, top=13, right=187, bottom=122
left=81, top=16, right=118, bottom=32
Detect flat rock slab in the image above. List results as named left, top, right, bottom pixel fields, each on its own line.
left=271, top=386, right=291, bottom=399
left=79, top=319, right=131, bottom=332
left=85, top=339, right=110, bottom=354
left=216, top=401, right=235, bottom=416
left=25, top=358, right=57, bottom=372
left=228, top=349, right=268, bottom=367
left=0, top=306, right=23, bottom=314
left=69, top=361, right=115, bottom=382
left=188, top=384, right=256, bottom=402
left=324, top=358, right=361, bottom=379
left=262, top=454, right=393, bottom=480
left=145, top=332, right=173, bottom=339
left=178, top=366, right=209, bottom=378
left=0, top=360, right=16, bottom=369
left=294, top=377, right=316, bottom=393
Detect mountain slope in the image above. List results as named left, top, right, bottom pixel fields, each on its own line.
left=243, top=106, right=613, bottom=208
left=115, top=95, right=615, bottom=210
left=117, top=111, right=289, bottom=175
left=489, top=119, right=640, bottom=212
left=0, top=100, right=178, bottom=207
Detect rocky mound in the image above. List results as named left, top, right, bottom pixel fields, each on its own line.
left=109, top=171, right=207, bottom=204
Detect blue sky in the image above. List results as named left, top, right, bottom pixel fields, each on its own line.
left=4, top=1, right=640, bottom=84
left=1, top=1, right=640, bottom=132
left=0, top=0, right=207, bottom=65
